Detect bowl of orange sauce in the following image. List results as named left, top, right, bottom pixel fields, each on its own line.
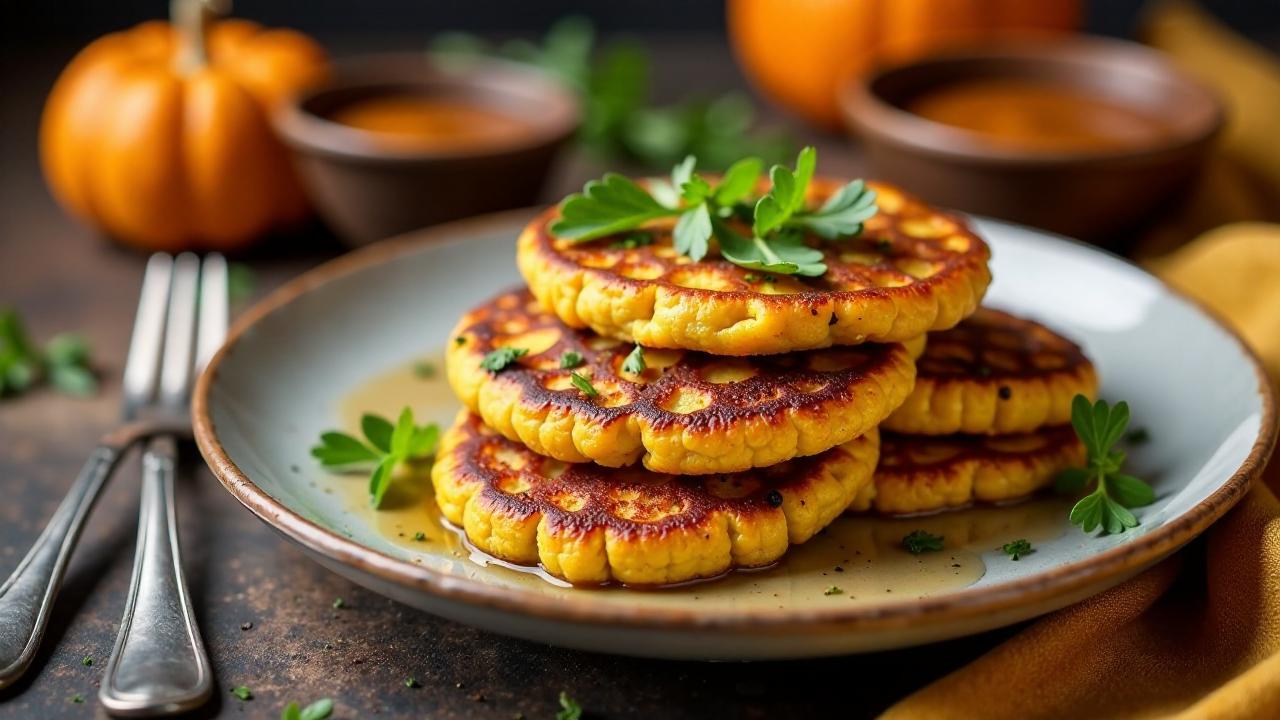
left=840, top=37, right=1223, bottom=243
left=277, top=53, right=580, bottom=245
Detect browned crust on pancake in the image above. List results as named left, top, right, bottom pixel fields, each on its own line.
left=432, top=411, right=879, bottom=585
left=851, top=427, right=1086, bottom=515
left=447, top=288, right=916, bottom=474
left=884, top=308, right=1098, bottom=435
left=517, top=178, right=991, bottom=355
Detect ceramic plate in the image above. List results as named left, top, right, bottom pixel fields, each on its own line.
left=194, top=210, right=1275, bottom=660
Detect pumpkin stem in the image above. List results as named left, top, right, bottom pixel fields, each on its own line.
left=173, top=0, right=229, bottom=73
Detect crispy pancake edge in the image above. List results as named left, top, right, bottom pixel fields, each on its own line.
left=850, top=426, right=1085, bottom=516
left=883, top=308, right=1099, bottom=435
left=446, top=289, right=917, bottom=475
left=431, top=411, right=880, bottom=586
left=517, top=178, right=992, bottom=356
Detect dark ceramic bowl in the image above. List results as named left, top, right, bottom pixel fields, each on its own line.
left=839, top=37, right=1224, bottom=244
left=277, top=53, right=580, bottom=246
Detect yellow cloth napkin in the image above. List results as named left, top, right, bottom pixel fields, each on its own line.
left=883, top=4, right=1280, bottom=717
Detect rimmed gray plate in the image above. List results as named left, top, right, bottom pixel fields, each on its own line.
left=193, top=209, right=1275, bottom=660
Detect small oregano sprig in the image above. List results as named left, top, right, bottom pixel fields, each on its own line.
left=550, top=147, right=877, bottom=278
left=311, top=408, right=438, bottom=508
left=1056, top=395, right=1155, bottom=534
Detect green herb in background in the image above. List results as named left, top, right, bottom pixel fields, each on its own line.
left=432, top=16, right=793, bottom=170
left=0, top=308, right=97, bottom=398
left=1056, top=395, right=1156, bottom=534
left=552, top=148, right=877, bottom=278
left=281, top=698, right=334, bottom=720
left=227, top=262, right=256, bottom=306
left=1002, top=539, right=1034, bottom=561
left=232, top=686, right=253, bottom=701
left=311, top=408, right=439, bottom=508
left=902, top=530, right=944, bottom=555
left=557, top=691, right=583, bottom=720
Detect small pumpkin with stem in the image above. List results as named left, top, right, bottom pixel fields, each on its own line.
left=39, top=0, right=328, bottom=251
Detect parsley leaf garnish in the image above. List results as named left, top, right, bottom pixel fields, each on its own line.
left=902, top=530, right=944, bottom=554
left=549, top=148, right=875, bottom=279
left=281, top=698, right=334, bottom=720
left=569, top=372, right=599, bottom=398
left=0, top=308, right=98, bottom=399
left=559, top=351, right=585, bottom=369
left=621, top=345, right=645, bottom=375
left=551, top=173, right=673, bottom=242
left=480, top=347, right=528, bottom=373
left=1056, top=395, right=1155, bottom=534
left=311, top=408, right=439, bottom=508
left=557, top=692, right=583, bottom=720
left=232, top=686, right=253, bottom=701
left=1002, top=539, right=1033, bottom=560
left=823, top=586, right=843, bottom=596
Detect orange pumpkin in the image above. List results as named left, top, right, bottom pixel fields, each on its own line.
left=40, top=0, right=328, bottom=251
left=728, top=0, right=1081, bottom=129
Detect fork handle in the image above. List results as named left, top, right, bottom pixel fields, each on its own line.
left=100, top=435, right=212, bottom=716
left=0, top=445, right=122, bottom=689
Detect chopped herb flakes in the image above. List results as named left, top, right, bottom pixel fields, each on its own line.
left=1002, top=539, right=1034, bottom=561
left=902, top=530, right=944, bottom=555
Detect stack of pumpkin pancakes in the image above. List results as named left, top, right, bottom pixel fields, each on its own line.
left=433, top=179, right=1098, bottom=587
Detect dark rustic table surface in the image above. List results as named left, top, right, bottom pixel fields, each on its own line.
left=0, top=36, right=1025, bottom=719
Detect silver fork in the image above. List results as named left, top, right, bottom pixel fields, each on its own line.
left=0, top=253, right=223, bottom=714
left=98, top=253, right=224, bottom=716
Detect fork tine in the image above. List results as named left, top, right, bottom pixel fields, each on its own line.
left=122, top=254, right=173, bottom=420
left=196, top=253, right=228, bottom=375
left=159, top=253, right=200, bottom=409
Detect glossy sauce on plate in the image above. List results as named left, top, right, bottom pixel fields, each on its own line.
left=329, top=95, right=535, bottom=150
left=906, top=78, right=1176, bottom=152
left=327, top=359, right=1072, bottom=603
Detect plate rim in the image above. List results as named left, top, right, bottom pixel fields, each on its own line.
left=193, top=209, right=1277, bottom=633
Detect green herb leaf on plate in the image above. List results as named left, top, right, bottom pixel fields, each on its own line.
left=480, top=347, right=528, bottom=373
left=569, top=372, right=599, bottom=398
left=1060, top=395, right=1155, bottom=535
left=232, top=686, right=253, bottom=701
left=1001, top=539, right=1033, bottom=561
left=621, top=345, right=645, bottom=375
left=560, top=350, right=585, bottom=369
left=902, top=530, right=944, bottom=555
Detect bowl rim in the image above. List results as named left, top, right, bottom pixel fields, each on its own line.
left=275, top=52, right=582, bottom=164
left=839, top=35, right=1227, bottom=167
left=192, top=209, right=1276, bottom=634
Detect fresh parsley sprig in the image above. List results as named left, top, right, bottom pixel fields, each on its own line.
left=1056, top=395, right=1156, bottom=534
left=549, top=148, right=877, bottom=278
left=311, top=408, right=439, bottom=508
left=0, top=308, right=97, bottom=398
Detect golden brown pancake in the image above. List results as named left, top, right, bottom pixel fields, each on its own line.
left=517, top=178, right=991, bottom=356
left=849, top=426, right=1085, bottom=516
left=432, top=411, right=879, bottom=586
left=447, top=288, right=916, bottom=474
left=883, top=308, right=1098, bottom=435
